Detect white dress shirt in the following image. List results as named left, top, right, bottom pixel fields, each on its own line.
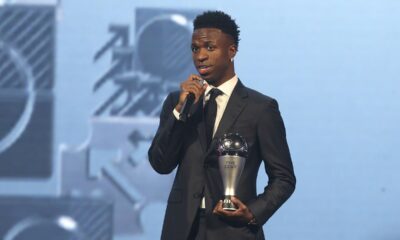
left=172, top=75, right=239, bottom=208
left=203, top=75, right=238, bottom=137
left=173, top=75, right=238, bottom=130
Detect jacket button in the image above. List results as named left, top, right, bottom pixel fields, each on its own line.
left=193, top=193, right=202, bottom=198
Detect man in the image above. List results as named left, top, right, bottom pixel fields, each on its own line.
left=148, top=11, right=296, bottom=240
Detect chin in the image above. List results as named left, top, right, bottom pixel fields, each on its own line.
left=203, top=76, right=216, bottom=84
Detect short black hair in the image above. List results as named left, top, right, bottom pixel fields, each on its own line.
left=193, top=10, right=240, bottom=49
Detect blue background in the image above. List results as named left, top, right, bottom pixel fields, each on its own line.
left=0, top=0, right=399, bottom=239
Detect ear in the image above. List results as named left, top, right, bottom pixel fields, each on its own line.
left=228, top=44, right=237, bottom=59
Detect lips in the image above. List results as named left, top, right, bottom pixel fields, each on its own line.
left=197, top=65, right=212, bottom=75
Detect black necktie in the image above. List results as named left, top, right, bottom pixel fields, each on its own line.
left=204, top=88, right=223, bottom=148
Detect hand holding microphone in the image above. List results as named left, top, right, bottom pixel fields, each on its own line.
left=175, top=74, right=207, bottom=122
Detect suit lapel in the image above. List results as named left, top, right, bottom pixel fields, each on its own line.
left=205, top=80, right=248, bottom=156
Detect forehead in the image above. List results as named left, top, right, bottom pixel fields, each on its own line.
left=192, top=28, right=228, bottom=43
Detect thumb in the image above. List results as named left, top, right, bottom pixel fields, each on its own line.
left=230, top=196, right=245, bottom=208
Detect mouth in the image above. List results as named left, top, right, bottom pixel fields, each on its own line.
left=197, top=65, right=212, bottom=75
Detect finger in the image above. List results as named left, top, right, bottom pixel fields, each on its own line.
left=184, top=86, right=202, bottom=99
left=190, top=74, right=203, bottom=82
left=181, top=91, right=189, bottom=96
left=213, top=201, right=223, bottom=215
left=213, top=201, right=237, bottom=217
left=182, top=76, right=199, bottom=89
left=190, top=75, right=203, bottom=85
left=218, top=209, right=237, bottom=218
left=189, top=75, right=207, bottom=92
left=214, top=208, right=228, bottom=217
left=213, top=200, right=221, bottom=211
left=183, top=81, right=203, bottom=92
left=216, top=202, right=234, bottom=216
left=182, top=84, right=198, bottom=93
left=178, top=91, right=189, bottom=102
left=191, top=80, right=203, bottom=89
left=230, top=196, right=246, bottom=209
left=185, top=83, right=203, bottom=94
left=189, top=85, right=206, bottom=99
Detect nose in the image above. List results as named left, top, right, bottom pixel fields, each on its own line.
left=196, top=48, right=208, bottom=62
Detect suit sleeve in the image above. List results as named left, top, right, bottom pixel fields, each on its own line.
left=148, top=92, right=186, bottom=174
left=247, top=98, right=296, bottom=226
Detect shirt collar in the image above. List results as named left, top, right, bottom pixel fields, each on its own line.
left=205, top=75, right=238, bottom=97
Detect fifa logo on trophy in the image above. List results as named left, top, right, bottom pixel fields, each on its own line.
left=217, top=133, right=248, bottom=210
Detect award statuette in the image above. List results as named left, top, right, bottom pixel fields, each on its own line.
left=217, top=133, right=248, bottom=211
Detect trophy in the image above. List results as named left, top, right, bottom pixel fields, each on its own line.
left=217, top=133, right=248, bottom=211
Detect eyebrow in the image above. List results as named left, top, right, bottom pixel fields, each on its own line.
left=192, top=40, right=216, bottom=45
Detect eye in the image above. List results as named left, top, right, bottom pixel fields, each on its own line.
left=191, top=46, right=199, bottom=53
left=207, top=45, right=215, bottom=51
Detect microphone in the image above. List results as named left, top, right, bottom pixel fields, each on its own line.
left=179, top=79, right=204, bottom=122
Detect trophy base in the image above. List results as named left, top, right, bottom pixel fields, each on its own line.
left=222, top=196, right=237, bottom=211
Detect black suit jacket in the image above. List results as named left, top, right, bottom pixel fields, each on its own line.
left=148, top=81, right=296, bottom=240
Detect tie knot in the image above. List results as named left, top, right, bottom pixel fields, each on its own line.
left=208, top=88, right=223, bottom=100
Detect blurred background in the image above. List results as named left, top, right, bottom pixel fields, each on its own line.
left=0, top=0, right=399, bottom=239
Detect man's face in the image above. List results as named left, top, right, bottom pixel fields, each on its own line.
left=191, top=28, right=236, bottom=86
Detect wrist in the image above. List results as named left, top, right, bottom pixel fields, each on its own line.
left=175, top=103, right=183, bottom=112
left=247, top=216, right=258, bottom=226
left=246, top=211, right=257, bottom=226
